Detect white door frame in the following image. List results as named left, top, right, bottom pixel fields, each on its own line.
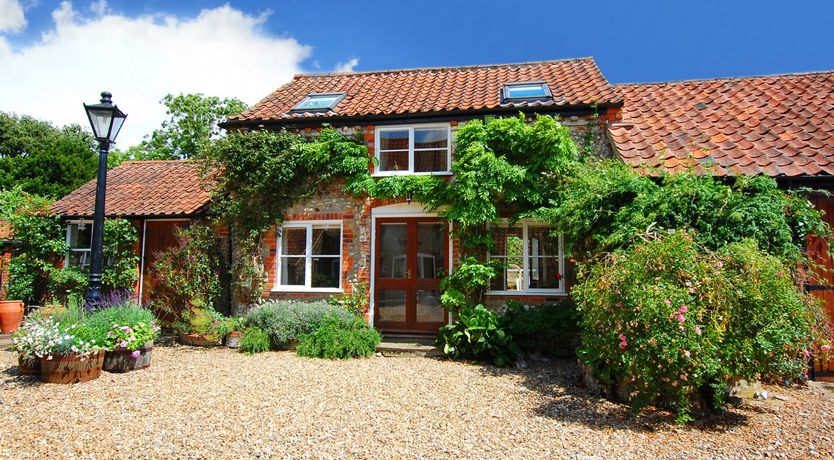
left=368, top=203, right=453, bottom=328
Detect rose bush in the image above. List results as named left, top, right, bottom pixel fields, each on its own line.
left=574, top=231, right=830, bottom=423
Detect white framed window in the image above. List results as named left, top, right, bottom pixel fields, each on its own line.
left=487, top=221, right=565, bottom=295
left=292, top=92, right=346, bottom=112
left=65, top=220, right=93, bottom=269
left=274, top=221, right=343, bottom=292
left=374, top=124, right=452, bottom=175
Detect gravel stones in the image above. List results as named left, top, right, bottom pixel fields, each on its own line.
left=1, top=346, right=832, bottom=458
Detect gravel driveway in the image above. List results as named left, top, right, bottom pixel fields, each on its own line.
left=1, top=345, right=832, bottom=459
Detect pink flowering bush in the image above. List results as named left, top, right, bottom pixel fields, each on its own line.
left=574, top=231, right=830, bottom=423
left=85, top=304, right=160, bottom=352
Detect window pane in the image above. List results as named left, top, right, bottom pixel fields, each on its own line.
left=281, top=228, right=307, bottom=256
left=414, top=149, right=448, bottom=172
left=529, top=257, right=560, bottom=289
left=295, top=94, right=340, bottom=110
left=527, top=226, right=559, bottom=257
left=68, top=250, right=90, bottom=269
left=379, top=223, right=407, bottom=278
left=68, top=223, right=92, bottom=250
left=378, top=289, right=406, bottom=322
left=379, top=129, right=409, bottom=150
left=312, top=227, right=340, bottom=256
left=506, top=83, right=548, bottom=99
left=379, top=151, right=409, bottom=171
left=280, top=257, right=306, bottom=286
left=414, top=128, right=448, bottom=149
left=417, top=223, right=444, bottom=279
left=417, top=290, right=445, bottom=323
left=312, top=257, right=340, bottom=288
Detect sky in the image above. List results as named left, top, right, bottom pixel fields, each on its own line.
left=1, top=0, right=833, bottom=147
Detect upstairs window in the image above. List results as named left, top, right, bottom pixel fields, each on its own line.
left=65, top=221, right=93, bottom=269
left=502, top=82, right=552, bottom=103
left=291, top=92, right=345, bottom=112
left=375, top=124, right=451, bottom=175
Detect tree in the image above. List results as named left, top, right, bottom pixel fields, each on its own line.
left=129, top=93, right=248, bottom=160
left=0, top=113, right=98, bottom=198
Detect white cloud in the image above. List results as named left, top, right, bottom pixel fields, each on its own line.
left=334, top=57, right=358, bottom=73
left=0, top=1, right=311, bottom=146
left=0, top=0, right=27, bottom=33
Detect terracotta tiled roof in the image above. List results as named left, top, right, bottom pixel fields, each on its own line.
left=230, top=57, right=621, bottom=123
left=51, top=160, right=213, bottom=218
left=610, top=71, right=834, bottom=176
left=0, top=220, right=12, bottom=240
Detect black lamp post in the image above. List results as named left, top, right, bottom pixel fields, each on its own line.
left=83, top=92, right=126, bottom=303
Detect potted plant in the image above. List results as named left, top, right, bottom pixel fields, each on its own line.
left=86, top=303, right=161, bottom=373
left=174, top=306, right=233, bottom=347
left=0, top=256, right=24, bottom=334
left=225, top=317, right=246, bottom=349
left=11, top=311, right=54, bottom=375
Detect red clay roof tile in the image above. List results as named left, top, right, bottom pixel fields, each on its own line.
left=229, top=58, right=621, bottom=124
left=51, top=160, right=213, bottom=218
left=611, top=71, right=834, bottom=177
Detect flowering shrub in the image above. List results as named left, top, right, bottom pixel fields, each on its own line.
left=85, top=302, right=160, bottom=351
left=573, top=232, right=828, bottom=423
left=13, top=312, right=102, bottom=360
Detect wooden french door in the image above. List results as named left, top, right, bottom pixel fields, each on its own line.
left=374, top=218, right=448, bottom=333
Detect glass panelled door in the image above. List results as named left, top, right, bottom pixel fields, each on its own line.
left=375, top=218, right=448, bottom=332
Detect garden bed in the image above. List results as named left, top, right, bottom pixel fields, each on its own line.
left=1, top=346, right=832, bottom=458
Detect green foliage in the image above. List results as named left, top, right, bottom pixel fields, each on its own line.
left=101, top=218, right=141, bottom=292
left=244, top=300, right=353, bottom=348
left=0, top=113, right=97, bottom=198
left=542, top=160, right=831, bottom=265
left=85, top=304, right=159, bottom=351
left=573, top=232, right=824, bottom=423
left=437, top=304, right=518, bottom=367
left=296, top=312, right=381, bottom=359
left=439, top=257, right=502, bottom=311
left=151, top=223, right=222, bottom=320
left=240, top=326, right=270, bottom=354
left=328, top=281, right=369, bottom=317
left=174, top=306, right=233, bottom=342
left=501, top=300, right=579, bottom=358
left=129, top=93, right=247, bottom=160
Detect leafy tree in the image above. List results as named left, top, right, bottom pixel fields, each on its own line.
left=129, top=93, right=248, bottom=160
left=0, top=113, right=97, bottom=198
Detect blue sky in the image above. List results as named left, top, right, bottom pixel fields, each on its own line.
left=1, top=0, right=833, bottom=145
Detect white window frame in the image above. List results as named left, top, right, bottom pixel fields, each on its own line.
left=273, top=220, right=343, bottom=293
left=64, top=219, right=93, bottom=269
left=374, top=123, right=453, bottom=176
left=486, top=220, right=566, bottom=296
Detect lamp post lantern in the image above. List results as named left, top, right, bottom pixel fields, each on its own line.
left=83, top=92, right=126, bottom=304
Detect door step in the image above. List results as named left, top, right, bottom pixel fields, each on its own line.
left=376, top=336, right=444, bottom=357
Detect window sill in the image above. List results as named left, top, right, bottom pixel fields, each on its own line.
left=485, top=290, right=567, bottom=297
left=372, top=171, right=453, bottom=178
left=271, top=287, right=343, bottom=294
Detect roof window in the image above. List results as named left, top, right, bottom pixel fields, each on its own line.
left=502, top=82, right=552, bottom=102
left=291, top=92, right=345, bottom=112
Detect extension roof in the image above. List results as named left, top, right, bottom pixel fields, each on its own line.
left=51, top=160, right=213, bottom=218
left=228, top=57, right=621, bottom=124
left=610, top=71, right=834, bottom=177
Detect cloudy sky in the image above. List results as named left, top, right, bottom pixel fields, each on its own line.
left=1, top=0, right=833, bottom=147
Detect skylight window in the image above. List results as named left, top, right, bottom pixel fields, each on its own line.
left=292, top=92, right=345, bottom=112
left=502, top=82, right=552, bottom=102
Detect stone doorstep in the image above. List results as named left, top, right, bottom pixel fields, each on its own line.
left=376, top=336, right=444, bottom=358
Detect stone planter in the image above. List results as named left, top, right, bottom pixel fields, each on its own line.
left=225, top=331, right=242, bottom=349
left=17, top=354, right=40, bottom=376
left=178, top=333, right=222, bottom=347
left=0, top=300, right=24, bottom=333
left=40, top=351, right=105, bottom=384
left=103, top=341, right=153, bottom=373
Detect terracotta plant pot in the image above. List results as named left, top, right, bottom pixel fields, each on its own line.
left=40, top=351, right=105, bottom=384
left=177, top=333, right=222, bottom=347
left=17, top=354, right=40, bottom=376
left=0, top=300, right=24, bottom=333
left=103, top=341, right=153, bottom=373
left=225, top=331, right=243, bottom=349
